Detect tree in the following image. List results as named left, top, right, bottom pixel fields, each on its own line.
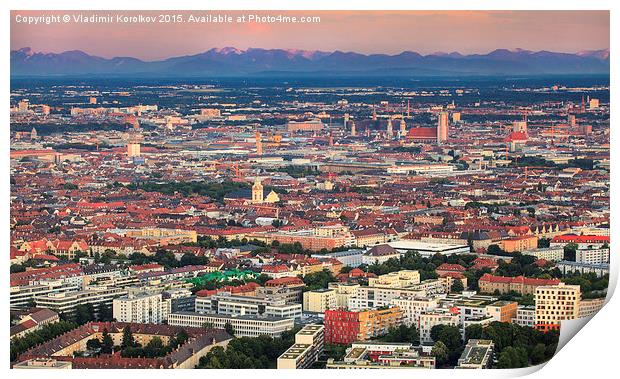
left=451, top=279, right=464, bottom=293
left=496, top=346, right=529, bottom=368
left=301, top=269, right=335, bottom=291
left=563, top=243, right=578, bottom=261
left=101, top=328, right=114, bottom=354
left=464, top=324, right=483, bottom=340
left=537, top=237, right=551, bottom=248
left=121, top=325, right=135, bottom=349
left=143, top=337, right=166, bottom=357
left=487, top=244, right=506, bottom=255
left=86, top=338, right=102, bottom=351
left=74, top=304, right=95, bottom=325
left=224, top=322, right=235, bottom=337
left=431, top=341, right=449, bottom=366
left=530, top=343, right=547, bottom=365
left=10, top=264, right=26, bottom=273
left=98, top=302, right=113, bottom=322
left=379, top=324, right=419, bottom=344
left=430, top=325, right=463, bottom=364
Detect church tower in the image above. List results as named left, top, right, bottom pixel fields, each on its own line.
left=386, top=118, right=393, bottom=138
left=399, top=119, right=407, bottom=137
left=252, top=177, right=264, bottom=204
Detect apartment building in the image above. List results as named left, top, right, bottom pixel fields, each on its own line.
left=277, top=324, right=325, bottom=369
left=456, top=340, right=494, bottom=369
left=303, top=289, right=337, bottom=313
left=327, top=282, right=360, bottom=308
left=511, top=305, right=536, bottom=327
left=10, top=280, right=80, bottom=309
left=34, top=286, right=127, bottom=318
left=368, top=270, right=420, bottom=288
left=168, top=311, right=294, bottom=338
left=195, top=293, right=302, bottom=320
left=348, top=278, right=450, bottom=311
left=419, top=310, right=459, bottom=344
left=535, top=283, right=581, bottom=331
left=484, top=301, right=518, bottom=323
left=522, top=247, right=565, bottom=262
left=112, top=292, right=171, bottom=324
left=324, top=307, right=403, bottom=345
left=326, top=342, right=435, bottom=369
left=575, top=248, right=610, bottom=265
left=256, top=285, right=302, bottom=305
left=391, top=297, right=440, bottom=326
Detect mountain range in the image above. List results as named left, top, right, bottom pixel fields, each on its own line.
left=10, top=47, right=610, bottom=77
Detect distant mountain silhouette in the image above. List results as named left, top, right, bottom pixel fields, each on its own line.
left=11, top=47, right=610, bottom=77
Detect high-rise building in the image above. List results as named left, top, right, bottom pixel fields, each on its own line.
left=399, top=119, right=407, bottom=136
left=437, top=112, right=449, bottom=143
left=350, top=120, right=356, bottom=137
left=452, top=112, right=461, bottom=123
left=386, top=119, right=393, bottom=138
left=535, top=283, right=581, bottom=332
left=113, top=292, right=171, bottom=324
left=89, top=97, right=97, bottom=105
left=252, top=177, right=264, bottom=204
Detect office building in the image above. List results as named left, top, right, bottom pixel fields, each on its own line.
left=168, top=312, right=294, bottom=338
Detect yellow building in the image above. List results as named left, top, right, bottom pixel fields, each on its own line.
left=328, top=282, right=360, bottom=308
left=535, top=283, right=581, bottom=332
left=358, top=307, right=404, bottom=340
left=123, top=228, right=197, bottom=245
left=303, top=289, right=337, bottom=313
left=369, top=270, right=420, bottom=288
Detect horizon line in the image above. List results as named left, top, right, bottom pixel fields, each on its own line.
left=12, top=45, right=611, bottom=62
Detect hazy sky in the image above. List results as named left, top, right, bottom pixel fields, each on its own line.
left=11, top=10, right=610, bottom=60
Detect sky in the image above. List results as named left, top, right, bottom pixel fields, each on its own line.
left=10, top=10, right=610, bottom=60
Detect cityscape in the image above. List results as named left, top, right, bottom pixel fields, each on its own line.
left=9, top=10, right=610, bottom=370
